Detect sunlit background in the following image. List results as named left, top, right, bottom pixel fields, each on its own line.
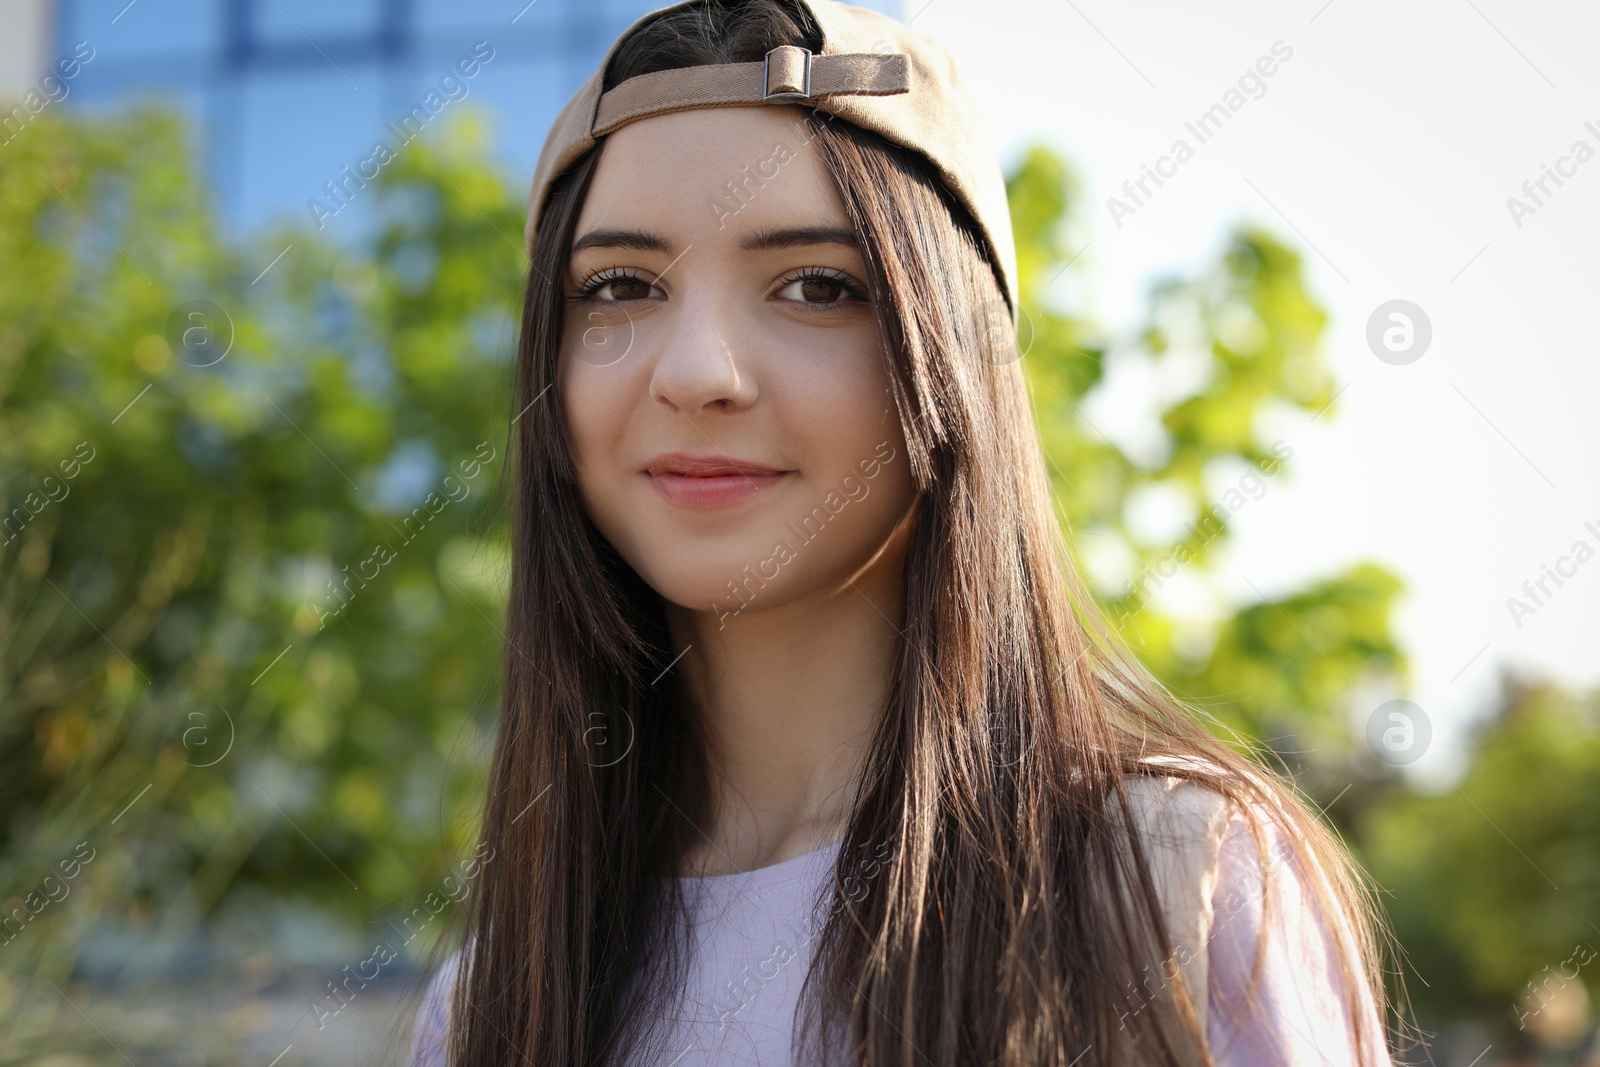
left=3, top=0, right=1597, bottom=1064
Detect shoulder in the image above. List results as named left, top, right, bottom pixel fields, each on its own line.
left=409, top=946, right=466, bottom=1067
left=1206, top=805, right=1393, bottom=1064
left=1115, top=759, right=1393, bottom=1065
left=1112, top=756, right=1252, bottom=889
left=1118, top=760, right=1238, bottom=845
left=1113, top=755, right=1310, bottom=870
left=1112, top=757, right=1329, bottom=960
left=1109, top=759, right=1247, bottom=936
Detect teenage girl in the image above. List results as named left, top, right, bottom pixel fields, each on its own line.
left=409, top=1, right=1398, bottom=1063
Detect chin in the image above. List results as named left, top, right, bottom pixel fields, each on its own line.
left=625, top=540, right=796, bottom=620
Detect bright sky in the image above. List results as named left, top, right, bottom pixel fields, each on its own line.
left=907, top=0, right=1600, bottom=786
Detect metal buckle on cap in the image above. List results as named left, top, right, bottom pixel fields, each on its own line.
left=762, top=45, right=812, bottom=101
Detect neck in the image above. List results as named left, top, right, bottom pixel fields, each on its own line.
left=665, top=499, right=916, bottom=876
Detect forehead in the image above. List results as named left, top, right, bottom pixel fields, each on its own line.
left=574, top=105, right=848, bottom=238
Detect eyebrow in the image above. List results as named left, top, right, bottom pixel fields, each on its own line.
left=569, top=225, right=859, bottom=256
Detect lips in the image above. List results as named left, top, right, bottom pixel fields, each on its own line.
left=643, top=452, right=785, bottom=477
left=643, top=451, right=790, bottom=508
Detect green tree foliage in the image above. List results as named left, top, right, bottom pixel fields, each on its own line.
left=0, top=107, right=521, bottom=1011
left=1358, top=673, right=1600, bottom=1039
left=1006, top=146, right=1404, bottom=755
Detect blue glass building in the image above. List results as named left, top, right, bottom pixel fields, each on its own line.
left=28, top=0, right=901, bottom=239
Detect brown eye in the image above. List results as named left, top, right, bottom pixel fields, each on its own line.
left=800, top=277, right=846, bottom=302
left=775, top=268, right=869, bottom=308
left=602, top=277, right=654, bottom=301
left=569, top=268, right=663, bottom=303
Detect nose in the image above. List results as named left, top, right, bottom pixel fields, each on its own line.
left=647, top=283, right=759, bottom=414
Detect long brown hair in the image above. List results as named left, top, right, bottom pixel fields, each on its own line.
left=441, top=1, right=1398, bottom=1062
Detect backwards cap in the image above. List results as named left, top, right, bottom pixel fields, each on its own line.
left=523, top=0, right=1018, bottom=322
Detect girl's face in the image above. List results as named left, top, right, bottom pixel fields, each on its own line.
left=558, top=106, right=917, bottom=624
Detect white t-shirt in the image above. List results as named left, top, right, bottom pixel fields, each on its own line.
left=409, top=811, right=1391, bottom=1065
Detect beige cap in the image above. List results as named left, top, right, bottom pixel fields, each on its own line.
left=523, top=0, right=1018, bottom=322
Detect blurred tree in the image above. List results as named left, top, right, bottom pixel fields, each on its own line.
left=1357, top=671, right=1600, bottom=1048
left=1006, top=146, right=1405, bottom=763
left=0, top=105, right=520, bottom=1059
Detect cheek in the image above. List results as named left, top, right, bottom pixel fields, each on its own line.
left=558, top=352, right=638, bottom=537
left=763, top=356, right=915, bottom=571
left=789, top=351, right=905, bottom=480
left=558, top=307, right=650, bottom=451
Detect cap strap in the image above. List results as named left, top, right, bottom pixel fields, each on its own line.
left=593, top=44, right=909, bottom=136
